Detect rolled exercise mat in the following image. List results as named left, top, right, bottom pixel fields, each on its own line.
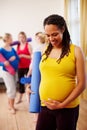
left=20, top=76, right=31, bottom=84
left=11, top=37, right=32, bottom=46
left=29, top=51, right=41, bottom=113
left=0, top=53, right=15, bottom=75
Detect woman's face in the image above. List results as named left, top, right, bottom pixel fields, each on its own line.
left=44, top=24, right=64, bottom=48
left=35, top=35, right=41, bottom=43
left=18, top=34, right=26, bottom=43
left=4, top=36, right=13, bottom=45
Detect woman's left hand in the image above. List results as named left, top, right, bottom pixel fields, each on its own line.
left=19, top=54, right=25, bottom=58
left=42, top=98, right=63, bottom=110
left=9, top=56, right=16, bottom=61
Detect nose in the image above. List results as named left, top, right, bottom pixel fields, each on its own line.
left=49, top=36, right=55, bottom=41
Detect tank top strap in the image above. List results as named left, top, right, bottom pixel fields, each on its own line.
left=69, top=44, right=75, bottom=62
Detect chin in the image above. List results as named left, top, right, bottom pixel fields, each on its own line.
left=52, top=43, right=58, bottom=47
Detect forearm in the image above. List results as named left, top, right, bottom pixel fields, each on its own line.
left=24, top=54, right=31, bottom=59
left=19, top=54, right=31, bottom=59
left=61, top=83, right=86, bottom=108
left=27, top=68, right=32, bottom=77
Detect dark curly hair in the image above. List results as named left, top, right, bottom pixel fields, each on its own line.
left=42, top=14, right=71, bottom=63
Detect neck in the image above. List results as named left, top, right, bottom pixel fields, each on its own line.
left=20, top=41, right=26, bottom=44
left=4, top=44, right=11, bottom=49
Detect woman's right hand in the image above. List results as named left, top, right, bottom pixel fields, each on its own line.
left=25, top=84, right=35, bottom=95
left=4, top=61, right=10, bottom=66
left=25, top=84, right=35, bottom=102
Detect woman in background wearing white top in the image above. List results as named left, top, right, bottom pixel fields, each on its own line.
left=27, top=32, right=48, bottom=77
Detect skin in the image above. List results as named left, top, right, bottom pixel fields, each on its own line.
left=3, top=35, right=16, bottom=66
left=16, top=33, right=33, bottom=103
left=18, top=34, right=32, bottom=59
left=42, top=24, right=86, bottom=110
left=26, top=24, right=86, bottom=110
left=2, top=35, right=16, bottom=113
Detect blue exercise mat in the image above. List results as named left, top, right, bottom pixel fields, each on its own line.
left=29, top=51, right=41, bottom=113
left=20, top=77, right=31, bottom=84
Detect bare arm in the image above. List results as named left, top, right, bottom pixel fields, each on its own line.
left=28, top=43, right=33, bottom=56
left=43, top=46, right=86, bottom=110
left=60, top=46, right=86, bottom=107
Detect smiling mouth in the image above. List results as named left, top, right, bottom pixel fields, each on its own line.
left=51, top=41, right=57, bottom=44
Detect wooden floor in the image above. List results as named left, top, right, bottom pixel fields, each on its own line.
left=77, top=99, right=87, bottom=130
left=0, top=85, right=87, bottom=130
left=0, top=91, right=36, bottom=130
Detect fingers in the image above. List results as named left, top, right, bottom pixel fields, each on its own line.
left=47, top=98, right=56, bottom=103
left=42, top=98, right=60, bottom=106
left=25, top=86, right=35, bottom=95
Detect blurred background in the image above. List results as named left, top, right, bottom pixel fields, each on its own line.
left=0, top=0, right=87, bottom=96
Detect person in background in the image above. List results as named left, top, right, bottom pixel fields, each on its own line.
left=16, top=31, right=32, bottom=104
left=35, top=14, right=86, bottom=130
left=0, top=33, right=19, bottom=114
left=27, top=31, right=48, bottom=77
left=26, top=32, right=48, bottom=122
left=34, top=32, right=48, bottom=52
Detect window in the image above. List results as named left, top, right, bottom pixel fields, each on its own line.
left=68, top=0, right=80, bottom=46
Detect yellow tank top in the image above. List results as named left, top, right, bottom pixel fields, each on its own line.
left=39, top=44, right=79, bottom=108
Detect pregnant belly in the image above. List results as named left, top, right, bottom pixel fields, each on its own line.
left=39, top=82, right=75, bottom=102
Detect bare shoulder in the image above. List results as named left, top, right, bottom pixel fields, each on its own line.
left=28, top=43, right=32, bottom=48
left=74, top=45, right=85, bottom=59
left=28, top=43, right=33, bottom=54
left=75, top=45, right=82, bottom=53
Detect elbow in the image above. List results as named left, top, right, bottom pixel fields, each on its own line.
left=77, top=80, right=86, bottom=93
left=84, top=75, right=87, bottom=90
left=81, top=80, right=86, bottom=92
left=78, top=75, right=86, bottom=92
